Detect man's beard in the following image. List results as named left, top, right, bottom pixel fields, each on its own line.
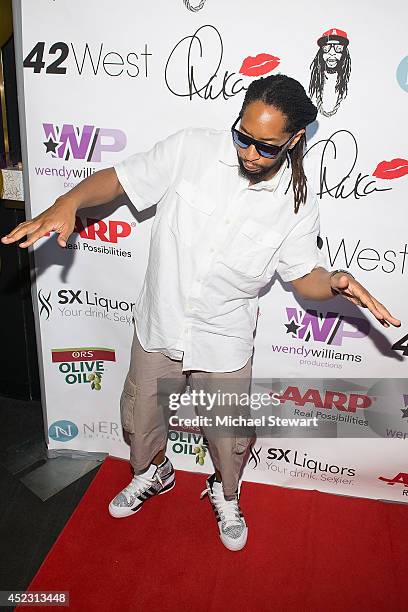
left=237, top=154, right=284, bottom=182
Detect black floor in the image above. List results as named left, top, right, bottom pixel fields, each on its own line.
left=0, top=396, right=101, bottom=602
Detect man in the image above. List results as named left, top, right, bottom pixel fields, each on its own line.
left=2, top=74, right=400, bottom=552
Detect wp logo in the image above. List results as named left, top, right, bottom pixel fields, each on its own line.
left=285, top=307, right=369, bottom=346
left=43, top=123, right=126, bottom=162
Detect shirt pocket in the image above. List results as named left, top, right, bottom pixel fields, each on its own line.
left=167, top=178, right=216, bottom=246
left=224, top=219, right=283, bottom=277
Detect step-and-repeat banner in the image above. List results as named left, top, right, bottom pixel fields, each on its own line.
left=14, top=0, right=408, bottom=504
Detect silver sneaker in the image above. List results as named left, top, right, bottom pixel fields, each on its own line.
left=109, top=457, right=175, bottom=518
left=200, top=473, right=248, bottom=551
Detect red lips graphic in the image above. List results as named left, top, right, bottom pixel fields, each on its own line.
left=373, top=158, right=408, bottom=180
left=239, top=54, right=280, bottom=77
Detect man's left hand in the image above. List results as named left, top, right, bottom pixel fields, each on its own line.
left=330, top=273, right=401, bottom=329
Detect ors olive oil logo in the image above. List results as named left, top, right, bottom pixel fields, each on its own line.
left=51, top=347, right=116, bottom=390
left=168, top=431, right=209, bottom=464
left=193, top=444, right=208, bottom=465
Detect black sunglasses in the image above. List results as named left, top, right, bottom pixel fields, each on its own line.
left=231, top=116, right=295, bottom=159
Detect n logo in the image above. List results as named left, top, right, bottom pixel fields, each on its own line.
left=48, top=420, right=79, bottom=442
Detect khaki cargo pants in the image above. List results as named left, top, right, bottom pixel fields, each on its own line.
left=120, top=328, right=255, bottom=496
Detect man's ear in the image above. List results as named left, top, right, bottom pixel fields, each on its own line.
left=289, top=128, right=305, bottom=150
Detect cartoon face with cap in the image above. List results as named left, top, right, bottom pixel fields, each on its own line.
left=309, top=28, right=351, bottom=117
left=322, top=41, right=344, bottom=71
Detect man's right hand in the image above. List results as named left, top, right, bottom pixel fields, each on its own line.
left=1, top=196, right=78, bottom=249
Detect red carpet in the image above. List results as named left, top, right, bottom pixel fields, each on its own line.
left=21, top=457, right=407, bottom=612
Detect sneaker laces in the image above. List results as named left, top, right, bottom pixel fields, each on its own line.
left=200, top=483, right=242, bottom=527
left=122, top=469, right=163, bottom=501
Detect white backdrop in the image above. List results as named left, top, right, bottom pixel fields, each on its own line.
left=13, top=0, right=408, bottom=504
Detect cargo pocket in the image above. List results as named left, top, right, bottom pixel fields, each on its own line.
left=233, top=405, right=255, bottom=455
left=120, top=376, right=137, bottom=434
left=234, top=437, right=251, bottom=454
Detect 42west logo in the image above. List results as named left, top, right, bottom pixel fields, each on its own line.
left=23, top=41, right=152, bottom=78
left=392, top=332, right=408, bottom=357
left=38, top=287, right=135, bottom=324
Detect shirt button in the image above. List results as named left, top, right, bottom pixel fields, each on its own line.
left=210, top=247, right=215, bottom=253
left=225, top=218, right=231, bottom=224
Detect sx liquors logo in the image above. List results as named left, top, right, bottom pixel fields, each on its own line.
left=248, top=445, right=262, bottom=469
left=38, top=287, right=135, bottom=327
left=51, top=347, right=116, bottom=390
left=266, top=447, right=356, bottom=487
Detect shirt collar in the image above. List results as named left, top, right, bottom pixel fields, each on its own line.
left=218, top=130, right=292, bottom=193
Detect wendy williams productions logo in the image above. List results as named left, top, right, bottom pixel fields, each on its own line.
left=269, top=306, right=369, bottom=370
left=309, top=28, right=351, bottom=117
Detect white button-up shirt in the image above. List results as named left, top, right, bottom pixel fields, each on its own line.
left=114, top=128, right=322, bottom=372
